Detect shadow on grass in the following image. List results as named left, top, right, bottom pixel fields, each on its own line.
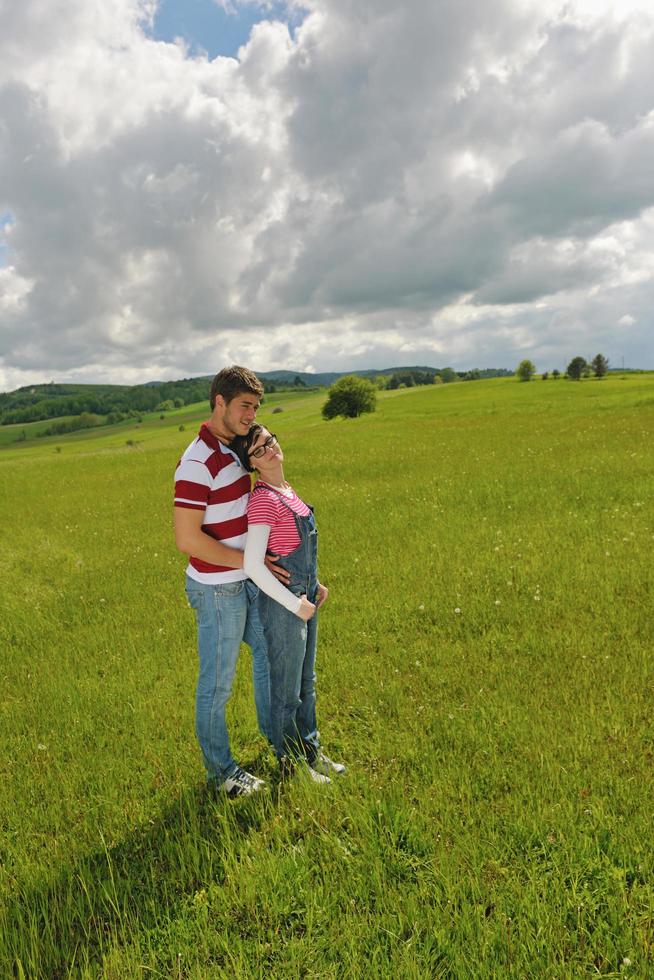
left=1, top=774, right=274, bottom=978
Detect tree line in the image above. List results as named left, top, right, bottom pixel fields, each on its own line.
left=378, top=367, right=511, bottom=389
left=516, top=354, right=610, bottom=381
left=0, top=376, right=283, bottom=427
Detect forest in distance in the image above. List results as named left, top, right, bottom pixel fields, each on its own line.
left=0, top=365, right=512, bottom=430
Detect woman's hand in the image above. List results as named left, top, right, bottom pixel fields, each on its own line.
left=316, top=583, right=329, bottom=608
left=296, top=595, right=316, bottom=621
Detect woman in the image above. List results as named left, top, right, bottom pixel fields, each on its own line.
left=236, top=424, right=345, bottom=783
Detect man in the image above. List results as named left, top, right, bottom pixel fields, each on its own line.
left=174, top=365, right=284, bottom=796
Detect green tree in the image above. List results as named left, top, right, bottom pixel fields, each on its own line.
left=591, top=353, right=609, bottom=378
left=552, top=369, right=561, bottom=379
left=322, top=376, right=377, bottom=420
left=388, top=372, right=415, bottom=389
left=566, top=356, right=587, bottom=380
left=516, top=359, right=536, bottom=382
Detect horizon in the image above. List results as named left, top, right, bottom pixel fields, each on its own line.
left=3, top=361, right=648, bottom=396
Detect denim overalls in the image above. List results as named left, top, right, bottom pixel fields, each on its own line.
left=252, top=485, right=321, bottom=765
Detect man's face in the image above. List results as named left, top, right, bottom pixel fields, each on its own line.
left=216, top=391, right=260, bottom=439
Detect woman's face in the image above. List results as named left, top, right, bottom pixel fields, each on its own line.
left=248, top=427, right=284, bottom=472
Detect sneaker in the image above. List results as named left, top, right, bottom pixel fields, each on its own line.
left=221, top=766, right=265, bottom=797
left=307, top=766, right=331, bottom=785
left=311, top=752, right=346, bottom=777
left=280, top=757, right=331, bottom=785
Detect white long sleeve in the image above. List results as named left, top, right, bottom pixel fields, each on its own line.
left=244, top=523, right=303, bottom=615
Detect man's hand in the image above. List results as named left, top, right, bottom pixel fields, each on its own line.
left=296, top=595, right=316, bottom=621
left=264, top=554, right=291, bottom=585
left=316, top=583, right=329, bottom=608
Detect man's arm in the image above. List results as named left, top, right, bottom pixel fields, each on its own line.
left=174, top=507, right=244, bottom=568
left=173, top=507, right=291, bottom=582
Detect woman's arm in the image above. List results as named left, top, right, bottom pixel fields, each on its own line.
left=244, top=524, right=312, bottom=617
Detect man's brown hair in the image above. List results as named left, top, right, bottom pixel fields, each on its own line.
left=209, top=365, right=264, bottom=409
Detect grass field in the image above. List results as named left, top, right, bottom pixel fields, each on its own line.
left=1, top=375, right=653, bottom=978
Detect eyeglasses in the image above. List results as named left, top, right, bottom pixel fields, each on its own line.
left=249, top=433, right=278, bottom=458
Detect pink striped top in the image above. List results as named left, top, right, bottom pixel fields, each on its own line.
left=247, top=482, right=310, bottom=556
left=174, top=423, right=250, bottom=583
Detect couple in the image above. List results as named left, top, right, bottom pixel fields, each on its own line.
left=173, top=365, right=345, bottom=796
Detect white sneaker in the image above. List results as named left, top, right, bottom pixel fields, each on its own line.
left=280, top=757, right=331, bottom=785
left=221, top=766, right=265, bottom=797
left=307, top=766, right=331, bottom=785
left=311, top=752, right=346, bottom=776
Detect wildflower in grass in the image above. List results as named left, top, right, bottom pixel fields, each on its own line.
left=623, top=958, right=632, bottom=967
left=454, top=607, right=461, bottom=614
left=37, top=744, right=47, bottom=751
left=534, top=595, right=541, bottom=601
left=418, top=603, right=425, bottom=610
left=494, top=599, right=501, bottom=606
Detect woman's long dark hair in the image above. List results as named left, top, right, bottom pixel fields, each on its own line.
left=231, top=423, right=263, bottom=472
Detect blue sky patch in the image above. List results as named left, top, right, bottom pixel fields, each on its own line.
left=0, top=210, right=13, bottom=266
left=148, top=0, right=305, bottom=60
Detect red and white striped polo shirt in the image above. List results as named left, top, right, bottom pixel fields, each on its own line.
left=247, top=482, right=311, bottom=556
left=174, top=423, right=251, bottom=583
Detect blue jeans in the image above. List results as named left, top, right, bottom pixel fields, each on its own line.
left=244, top=580, right=272, bottom=744
left=259, top=598, right=320, bottom=763
left=185, top=575, right=271, bottom=781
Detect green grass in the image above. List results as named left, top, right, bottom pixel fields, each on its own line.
left=1, top=375, right=653, bottom=977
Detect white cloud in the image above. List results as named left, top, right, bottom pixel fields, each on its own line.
left=0, top=0, right=653, bottom=391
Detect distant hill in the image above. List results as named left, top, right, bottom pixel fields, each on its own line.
left=257, top=366, right=513, bottom=386
left=0, top=366, right=514, bottom=427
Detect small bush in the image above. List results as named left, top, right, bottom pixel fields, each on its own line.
left=322, top=376, right=377, bottom=420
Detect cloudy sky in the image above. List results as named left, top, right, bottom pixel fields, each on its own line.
left=1, top=0, right=653, bottom=389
